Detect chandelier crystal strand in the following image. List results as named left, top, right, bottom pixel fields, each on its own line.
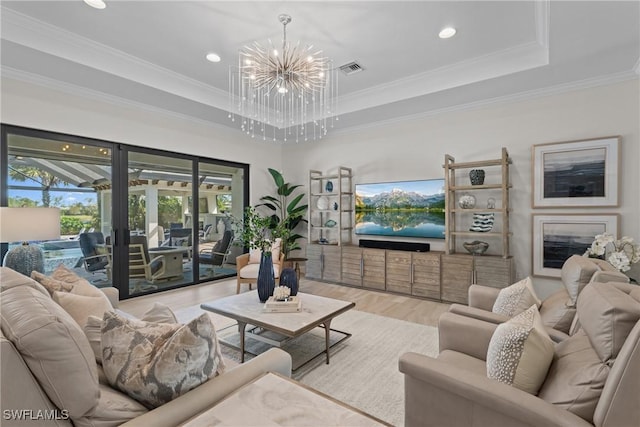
left=230, top=14, right=336, bottom=142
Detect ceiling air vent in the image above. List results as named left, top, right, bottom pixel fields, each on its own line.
left=339, top=61, right=364, bottom=76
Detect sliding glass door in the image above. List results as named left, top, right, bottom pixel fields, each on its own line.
left=2, top=125, right=250, bottom=300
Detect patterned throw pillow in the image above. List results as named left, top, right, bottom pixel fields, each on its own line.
left=492, top=277, right=541, bottom=317
left=487, top=305, right=554, bottom=394
left=31, top=271, right=74, bottom=295
left=101, top=311, right=225, bottom=408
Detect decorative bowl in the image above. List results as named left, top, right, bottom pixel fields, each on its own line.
left=458, top=194, right=476, bottom=209
left=324, top=219, right=337, bottom=228
left=463, top=240, right=489, bottom=255
left=316, top=196, right=329, bottom=210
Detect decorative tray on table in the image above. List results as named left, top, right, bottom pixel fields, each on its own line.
left=263, top=296, right=302, bottom=313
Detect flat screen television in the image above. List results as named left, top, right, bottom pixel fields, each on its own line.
left=355, top=179, right=446, bottom=239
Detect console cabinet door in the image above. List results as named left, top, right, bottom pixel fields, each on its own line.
left=475, top=256, right=514, bottom=288
left=386, top=251, right=411, bottom=294
left=322, top=245, right=342, bottom=282
left=341, top=246, right=363, bottom=286
left=305, top=244, right=323, bottom=280
left=362, top=249, right=385, bottom=290
left=412, top=252, right=441, bottom=299
left=441, top=254, right=473, bottom=303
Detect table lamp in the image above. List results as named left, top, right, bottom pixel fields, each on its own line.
left=0, top=207, right=61, bottom=276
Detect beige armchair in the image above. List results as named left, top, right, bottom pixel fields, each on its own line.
left=236, top=252, right=285, bottom=294
left=449, top=255, right=629, bottom=342
left=399, top=280, right=640, bottom=427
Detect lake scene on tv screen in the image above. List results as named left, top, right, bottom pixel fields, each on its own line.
left=355, top=179, right=445, bottom=239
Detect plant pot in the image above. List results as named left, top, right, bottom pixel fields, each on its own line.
left=257, top=252, right=276, bottom=302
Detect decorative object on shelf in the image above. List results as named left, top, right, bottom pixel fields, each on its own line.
left=279, top=268, right=298, bottom=296
left=469, top=213, right=495, bottom=232
left=318, top=238, right=329, bottom=244
left=316, top=196, right=329, bottom=210
left=333, top=202, right=339, bottom=211
left=325, top=181, right=334, bottom=192
left=458, top=194, right=476, bottom=209
left=324, top=219, right=337, bottom=228
left=532, top=136, right=620, bottom=208
left=272, top=285, right=291, bottom=301
left=487, top=197, right=496, bottom=209
left=263, top=295, right=301, bottom=312
left=257, top=253, right=276, bottom=303
left=0, top=207, right=61, bottom=277
left=463, top=240, right=489, bottom=255
left=229, top=14, right=337, bottom=143
left=532, top=214, right=619, bottom=278
left=584, top=232, right=639, bottom=273
left=469, top=169, right=485, bottom=185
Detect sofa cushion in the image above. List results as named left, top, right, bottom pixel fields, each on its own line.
left=84, top=303, right=178, bottom=364
left=538, top=330, right=609, bottom=423
left=561, top=255, right=600, bottom=306
left=73, top=384, right=148, bottom=427
left=50, top=264, right=108, bottom=298
left=0, top=285, right=99, bottom=419
left=577, top=282, right=640, bottom=362
left=101, top=311, right=225, bottom=408
left=0, top=266, right=49, bottom=295
left=487, top=305, right=554, bottom=394
left=53, top=291, right=114, bottom=328
left=539, top=289, right=576, bottom=334
left=492, top=277, right=541, bottom=317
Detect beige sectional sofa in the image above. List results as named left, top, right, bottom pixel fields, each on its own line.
left=0, top=267, right=292, bottom=427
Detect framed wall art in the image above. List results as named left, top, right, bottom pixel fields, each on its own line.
left=532, top=213, right=619, bottom=278
left=532, top=136, right=620, bottom=208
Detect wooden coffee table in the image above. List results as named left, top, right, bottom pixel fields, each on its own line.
left=182, top=372, right=391, bottom=426
left=201, top=291, right=355, bottom=366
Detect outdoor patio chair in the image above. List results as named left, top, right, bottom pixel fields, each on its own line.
left=200, top=230, right=234, bottom=268
left=128, top=235, right=165, bottom=283
left=78, top=232, right=110, bottom=276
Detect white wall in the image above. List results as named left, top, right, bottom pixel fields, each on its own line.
left=284, top=79, right=640, bottom=297
left=0, top=77, right=283, bottom=205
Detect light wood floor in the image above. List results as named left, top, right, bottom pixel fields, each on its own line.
left=119, top=277, right=451, bottom=327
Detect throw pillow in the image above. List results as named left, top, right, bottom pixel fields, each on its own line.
left=84, top=303, right=179, bottom=364
left=31, top=271, right=74, bottom=295
left=539, top=288, right=576, bottom=334
left=53, top=291, right=113, bottom=328
left=487, top=305, right=554, bottom=395
left=1, top=285, right=100, bottom=419
left=50, top=264, right=109, bottom=299
left=248, top=238, right=282, bottom=265
left=492, top=277, right=541, bottom=317
left=560, top=255, right=600, bottom=307
left=101, top=311, right=225, bottom=408
left=171, top=236, right=190, bottom=247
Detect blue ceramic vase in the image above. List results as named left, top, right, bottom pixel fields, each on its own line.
left=257, top=252, right=276, bottom=302
left=279, top=267, right=299, bottom=296
left=325, top=181, right=334, bottom=192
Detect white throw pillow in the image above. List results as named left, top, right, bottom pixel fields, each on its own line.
left=492, top=277, right=541, bottom=317
left=487, top=305, right=554, bottom=394
left=248, top=238, right=282, bottom=264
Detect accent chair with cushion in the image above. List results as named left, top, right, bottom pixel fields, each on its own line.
left=448, top=255, right=629, bottom=342
left=200, top=230, right=234, bottom=269
left=0, top=266, right=292, bottom=427
left=236, top=238, right=284, bottom=294
left=128, top=235, right=165, bottom=283
left=399, top=280, right=640, bottom=427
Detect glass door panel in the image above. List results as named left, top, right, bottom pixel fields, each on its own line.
left=126, top=150, right=194, bottom=296
left=6, top=133, right=113, bottom=286
left=196, top=161, right=244, bottom=281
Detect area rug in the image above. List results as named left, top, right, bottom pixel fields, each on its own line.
left=174, top=305, right=439, bottom=426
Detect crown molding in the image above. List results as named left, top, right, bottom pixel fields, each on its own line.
left=0, top=66, right=234, bottom=132
left=330, top=70, right=638, bottom=138
left=634, top=57, right=640, bottom=75
left=1, top=7, right=229, bottom=110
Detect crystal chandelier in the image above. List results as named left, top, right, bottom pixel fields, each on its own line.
left=229, top=14, right=337, bottom=142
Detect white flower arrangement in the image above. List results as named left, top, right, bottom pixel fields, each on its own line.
left=584, top=233, right=640, bottom=272
left=272, top=286, right=291, bottom=301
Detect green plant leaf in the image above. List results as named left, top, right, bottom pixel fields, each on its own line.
left=268, top=168, right=285, bottom=188
left=283, top=184, right=302, bottom=197
left=286, top=194, right=305, bottom=213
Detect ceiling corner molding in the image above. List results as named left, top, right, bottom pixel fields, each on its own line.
left=634, top=57, right=640, bottom=75
left=1, top=65, right=233, bottom=132
left=338, top=40, right=549, bottom=116
left=535, top=0, right=550, bottom=49
left=1, top=6, right=229, bottom=110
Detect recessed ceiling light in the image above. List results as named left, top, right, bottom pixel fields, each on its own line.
left=206, top=52, right=221, bottom=63
left=84, top=0, right=106, bottom=10
left=439, top=27, right=457, bottom=39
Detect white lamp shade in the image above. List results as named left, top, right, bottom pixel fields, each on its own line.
left=0, top=208, right=61, bottom=242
